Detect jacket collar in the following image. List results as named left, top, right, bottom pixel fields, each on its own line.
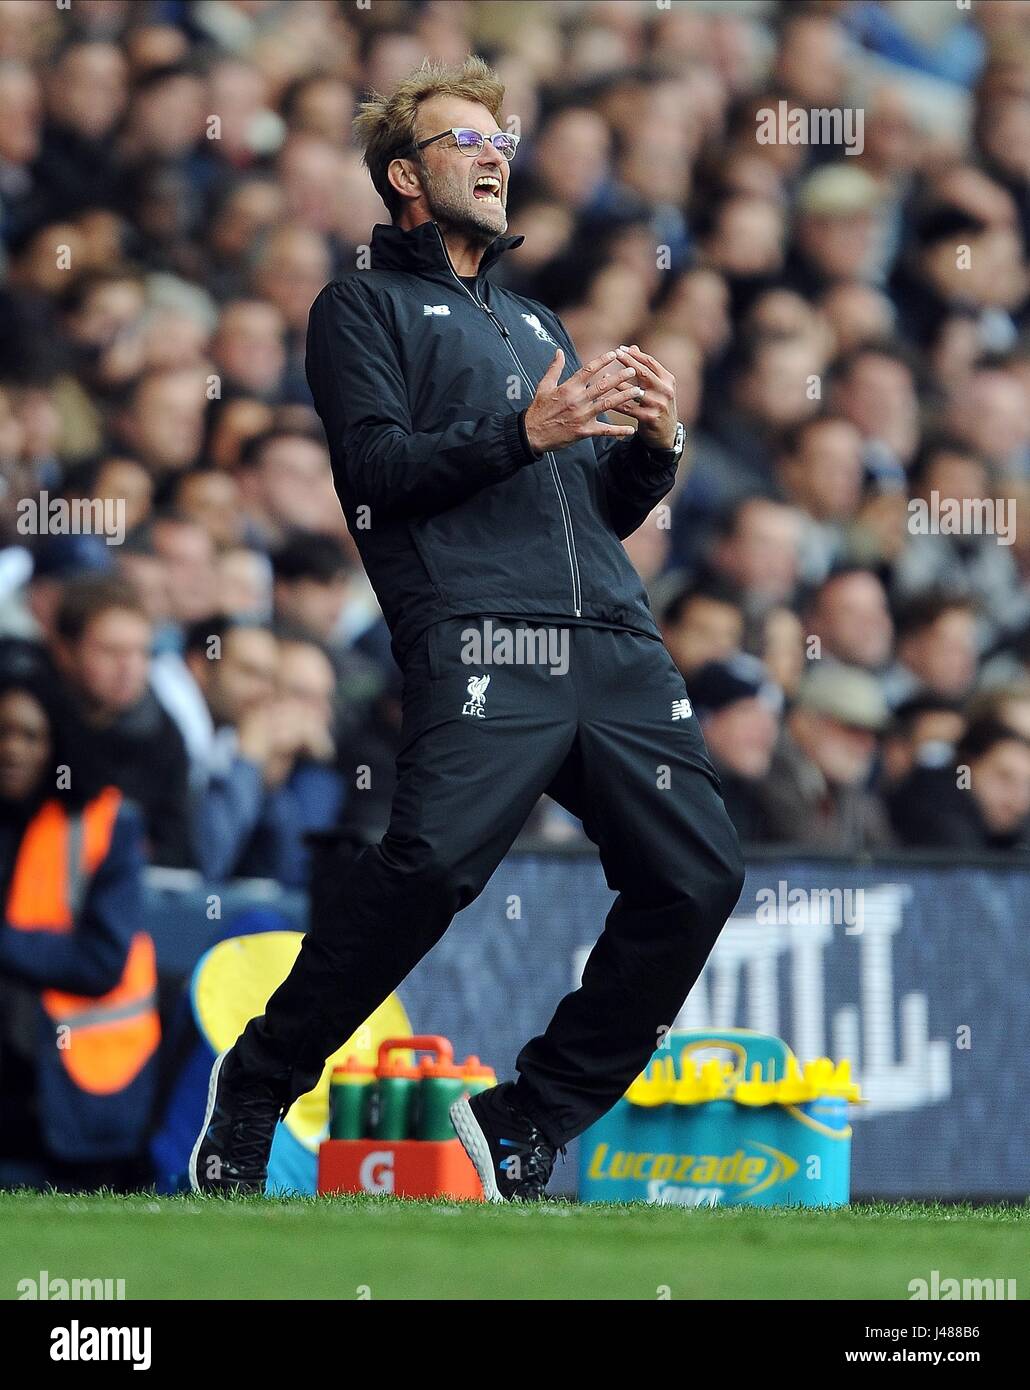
left=370, top=219, right=524, bottom=282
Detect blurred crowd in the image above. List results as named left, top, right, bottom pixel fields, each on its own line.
left=4, top=0, right=1030, bottom=873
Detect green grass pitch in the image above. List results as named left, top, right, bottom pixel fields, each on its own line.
left=2, top=1193, right=1027, bottom=1300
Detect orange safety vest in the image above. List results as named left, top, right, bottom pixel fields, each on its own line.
left=5, top=787, right=160, bottom=1096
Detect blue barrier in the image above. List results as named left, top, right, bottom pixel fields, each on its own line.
left=144, top=852, right=1030, bottom=1200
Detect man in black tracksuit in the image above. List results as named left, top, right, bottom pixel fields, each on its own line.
left=191, top=60, right=744, bottom=1202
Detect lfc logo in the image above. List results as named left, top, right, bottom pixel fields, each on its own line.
left=462, top=674, right=491, bottom=717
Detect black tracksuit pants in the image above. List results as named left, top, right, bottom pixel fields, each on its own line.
left=233, top=620, right=745, bottom=1147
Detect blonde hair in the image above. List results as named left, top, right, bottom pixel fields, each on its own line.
left=353, top=55, right=505, bottom=220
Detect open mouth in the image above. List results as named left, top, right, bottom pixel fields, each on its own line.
left=473, top=174, right=502, bottom=203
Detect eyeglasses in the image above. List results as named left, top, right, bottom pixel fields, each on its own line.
left=412, top=127, right=520, bottom=161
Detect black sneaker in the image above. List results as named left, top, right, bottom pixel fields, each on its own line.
left=188, top=1049, right=287, bottom=1195
left=450, top=1083, right=560, bottom=1202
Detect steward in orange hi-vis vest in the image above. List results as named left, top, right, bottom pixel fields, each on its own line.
left=0, top=786, right=160, bottom=1163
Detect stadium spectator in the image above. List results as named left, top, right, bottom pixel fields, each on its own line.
left=148, top=514, right=219, bottom=630
left=890, top=716, right=1030, bottom=850
left=204, top=393, right=274, bottom=472
left=531, top=107, right=611, bottom=213
left=698, top=197, right=786, bottom=304
left=114, top=534, right=171, bottom=630
left=250, top=224, right=333, bottom=388
left=805, top=567, right=895, bottom=674
left=945, top=361, right=1030, bottom=479
left=271, top=531, right=385, bottom=742
left=829, top=342, right=921, bottom=474
left=880, top=694, right=966, bottom=791
left=180, top=617, right=343, bottom=885
left=114, top=367, right=208, bottom=477
left=74, top=457, right=154, bottom=536
left=817, top=280, right=897, bottom=355
left=210, top=298, right=287, bottom=400
left=759, top=604, right=806, bottom=699
left=784, top=165, right=886, bottom=298
left=29, top=40, right=129, bottom=238
left=271, top=532, right=351, bottom=647
left=709, top=498, right=803, bottom=617
left=651, top=266, right=732, bottom=362
left=205, top=177, right=284, bottom=303
left=171, top=467, right=246, bottom=551
left=0, top=60, right=45, bottom=251
left=891, top=436, right=1022, bottom=642
left=215, top=545, right=272, bottom=620
left=689, top=654, right=783, bottom=843
left=0, top=534, right=114, bottom=643
left=966, top=682, right=1030, bottom=741
left=707, top=334, right=824, bottom=493
left=168, top=615, right=277, bottom=781
left=661, top=576, right=745, bottom=679
left=774, top=8, right=849, bottom=108
left=889, top=202, right=1028, bottom=352
left=623, top=505, right=672, bottom=585
left=0, top=666, right=158, bottom=1191
left=886, top=592, right=979, bottom=706
left=234, top=426, right=342, bottom=548
left=59, top=269, right=148, bottom=398
left=48, top=576, right=191, bottom=867
left=775, top=416, right=867, bottom=584
left=758, top=663, right=893, bottom=852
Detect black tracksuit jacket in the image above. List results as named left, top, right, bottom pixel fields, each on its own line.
left=305, top=219, right=678, bottom=661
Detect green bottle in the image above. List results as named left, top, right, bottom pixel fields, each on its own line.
left=416, top=1057, right=467, bottom=1140
left=368, top=1056, right=420, bottom=1140
left=328, top=1057, right=375, bottom=1139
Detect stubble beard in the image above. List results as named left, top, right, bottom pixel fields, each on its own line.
left=422, top=164, right=507, bottom=243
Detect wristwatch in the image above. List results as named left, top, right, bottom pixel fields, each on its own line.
left=645, top=421, right=685, bottom=466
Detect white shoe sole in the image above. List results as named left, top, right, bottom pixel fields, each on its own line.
left=188, top=1048, right=230, bottom=1194
left=449, top=1095, right=505, bottom=1203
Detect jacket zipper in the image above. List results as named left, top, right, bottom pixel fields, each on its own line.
left=432, top=224, right=582, bottom=617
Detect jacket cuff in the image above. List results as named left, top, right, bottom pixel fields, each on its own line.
left=514, top=409, right=543, bottom=463
left=635, top=434, right=680, bottom=480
